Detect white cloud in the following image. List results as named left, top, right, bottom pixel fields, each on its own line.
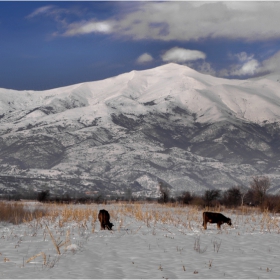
left=136, top=53, right=153, bottom=64
left=220, top=51, right=262, bottom=77
left=112, top=2, right=280, bottom=42
left=220, top=57, right=260, bottom=77
left=258, top=50, right=280, bottom=73
left=234, top=52, right=254, bottom=62
left=63, top=21, right=113, bottom=36
left=26, top=5, right=81, bottom=26
left=26, top=5, right=54, bottom=18
left=196, top=61, right=216, bottom=76
left=32, top=2, right=280, bottom=42
left=161, top=47, right=206, bottom=63
left=234, top=59, right=260, bottom=76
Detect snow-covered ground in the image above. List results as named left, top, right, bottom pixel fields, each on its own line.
left=1, top=202, right=280, bottom=279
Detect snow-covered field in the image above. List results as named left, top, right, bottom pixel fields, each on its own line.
left=1, top=202, right=280, bottom=279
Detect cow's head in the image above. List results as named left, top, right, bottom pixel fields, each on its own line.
left=227, top=218, right=232, bottom=226
left=106, top=222, right=114, bottom=230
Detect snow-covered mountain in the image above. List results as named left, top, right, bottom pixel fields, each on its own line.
left=0, top=63, right=280, bottom=197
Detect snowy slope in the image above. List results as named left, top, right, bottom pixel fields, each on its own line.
left=0, top=63, right=280, bottom=196
left=1, top=63, right=280, bottom=124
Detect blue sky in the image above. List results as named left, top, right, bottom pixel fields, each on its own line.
left=1, top=1, right=280, bottom=90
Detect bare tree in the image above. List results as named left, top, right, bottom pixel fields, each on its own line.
left=125, top=187, right=132, bottom=202
left=203, top=189, right=221, bottom=207
left=222, top=187, right=241, bottom=208
left=181, top=191, right=193, bottom=204
left=250, top=176, right=271, bottom=206
left=244, top=189, right=256, bottom=206
left=158, top=181, right=170, bottom=203
left=237, top=185, right=248, bottom=207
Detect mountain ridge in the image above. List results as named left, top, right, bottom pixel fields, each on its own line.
left=1, top=63, right=280, bottom=124
left=0, top=63, right=279, bottom=197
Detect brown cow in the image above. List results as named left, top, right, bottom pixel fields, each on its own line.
left=98, top=209, right=114, bottom=230
left=202, top=211, right=232, bottom=230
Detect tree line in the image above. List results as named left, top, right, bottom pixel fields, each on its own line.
left=158, top=176, right=280, bottom=212
left=1, top=175, right=279, bottom=212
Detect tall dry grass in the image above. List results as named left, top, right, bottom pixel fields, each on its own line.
left=112, top=202, right=280, bottom=234
left=113, top=202, right=201, bottom=229
left=1, top=200, right=279, bottom=234
left=32, top=203, right=99, bottom=233
left=0, top=201, right=98, bottom=227
left=0, top=201, right=48, bottom=224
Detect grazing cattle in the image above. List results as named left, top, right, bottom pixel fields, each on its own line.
left=98, top=209, right=114, bottom=230
left=202, top=211, right=232, bottom=230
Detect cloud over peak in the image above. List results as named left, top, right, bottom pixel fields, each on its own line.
left=136, top=53, right=154, bottom=64
left=234, top=59, right=260, bottom=76
left=161, top=47, right=206, bottom=63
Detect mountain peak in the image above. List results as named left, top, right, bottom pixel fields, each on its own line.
left=152, top=62, right=198, bottom=73
left=0, top=63, right=280, bottom=124
left=0, top=62, right=280, bottom=197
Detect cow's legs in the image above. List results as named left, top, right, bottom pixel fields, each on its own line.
left=203, top=222, right=207, bottom=229
left=217, top=223, right=221, bottom=229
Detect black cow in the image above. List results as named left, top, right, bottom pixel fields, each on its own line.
left=98, top=209, right=114, bottom=230
left=202, top=211, right=232, bottom=229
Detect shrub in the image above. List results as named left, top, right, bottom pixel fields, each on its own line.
left=244, top=189, right=256, bottom=206
left=203, top=189, right=221, bottom=207
left=37, top=190, right=50, bottom=202
left=178, top=191, right=193, bottom=205
left=189, top=195, right=204, bottom=208
left=250, top=176, right=271, bottom=207
left=158, top=181, right=170, bottom=203
left=222, top=187, right=241, bottom=208
left=263, top=195, right=280, bottom=212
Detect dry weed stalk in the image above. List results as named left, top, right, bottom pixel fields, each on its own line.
left=133, top=225, right=142, bottom=234
left=26, top=252, right=47, bottom=265
left=45, top=225, right=72, bottom=255
left=212, top=238, right=222, bottom=253
left=63, top=229, right=71, bottom=249
left=46, top=225, right=61, bottom=255
left=194, top=236, right=207, bottom=253
left=118, top=217, right=123, bottom=231
left=91, top=221, right=95, bottom=233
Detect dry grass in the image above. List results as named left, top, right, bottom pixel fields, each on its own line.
left=0, top=201, right=98, bottom=230
left=0, top=201, right=48, bottom=225
left=1, top=200, right=280, bottom=234
left=113, top=202, right=280, bottom=234
left=112, top=202, right=202, bottom=230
